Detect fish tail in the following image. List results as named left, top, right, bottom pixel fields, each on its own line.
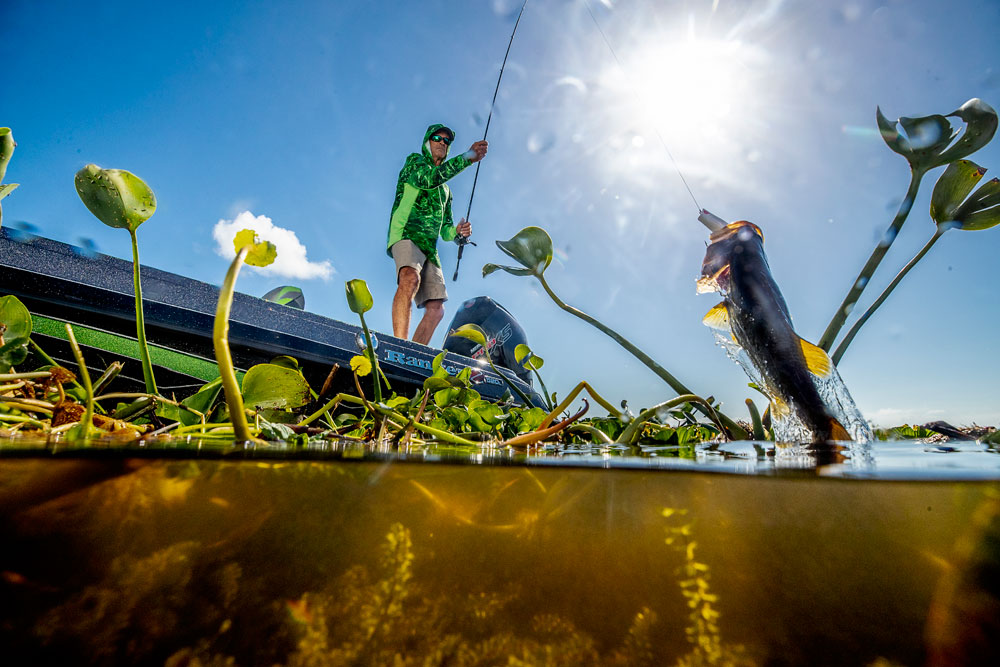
left=829, top=418, right=852, bottom=442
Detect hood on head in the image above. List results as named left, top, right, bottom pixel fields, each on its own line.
left=422, top=123, right=454, bottom=158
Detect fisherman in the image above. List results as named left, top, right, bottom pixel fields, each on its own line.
left=388, top=124, right=487, bottom=344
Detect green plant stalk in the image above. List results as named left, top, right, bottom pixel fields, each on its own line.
left=616, top=394, right=725, bottom=445
left=818, top=168, right=925, bottom=353
left=0, top=413, right=48, bottom=428
left=356, top=311, right=383, bottom=404
left=539, top=380, right=621, bottom=430
left=480, top=346, right=534, bottom=407
left=129, top=228, right=158, bottom=395
left=214, top=246, right=262, bottom=444
left=536, top=274, right=748, bottom=439
left=95, top=391, right=205, bottom=423
left=530, top=367, right=554, bottom=410
left=0, top=370, right=53, bottom=381
left=298, top=394, right=345, bottom=427
left=745, top=398, right=766, bottom=441
left=832, top=227, right=946, bottom=365
left=65, top=324, right=96, bottom=440
left=566, top=423, right=614, bottom=444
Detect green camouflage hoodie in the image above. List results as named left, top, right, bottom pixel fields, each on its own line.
left=387, top=123, right=472, bottom=266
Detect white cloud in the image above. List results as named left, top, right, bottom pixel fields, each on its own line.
left=212, top=211, right=335, bottom=281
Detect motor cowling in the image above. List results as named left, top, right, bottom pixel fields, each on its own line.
left=442, top=296, right=532, bottom=385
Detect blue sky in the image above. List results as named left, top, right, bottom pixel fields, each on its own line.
left=4, top=0, right=999, bottom=427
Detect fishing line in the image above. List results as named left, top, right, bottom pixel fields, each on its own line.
left=454, top=0, right=529, bottom=282
left=582, top=0, right=703, bottom=214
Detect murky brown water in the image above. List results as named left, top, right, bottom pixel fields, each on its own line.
left=1, top=449, right=997, bottom=666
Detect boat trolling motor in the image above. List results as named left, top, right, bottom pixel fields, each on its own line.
left=442, top=296, right=533, bottom=384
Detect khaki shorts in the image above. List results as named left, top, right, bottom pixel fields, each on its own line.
left=391, top=239, right=447, bottom=308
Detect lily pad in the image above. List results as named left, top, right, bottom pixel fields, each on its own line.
left=241, top=363, right=312, bottom=409
left=75, top=164, right=157, bottom=232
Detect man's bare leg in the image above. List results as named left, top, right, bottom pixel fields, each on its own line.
left=412, top=299, right=444, bottom=345
left=392, top=267, right=420, bottom=339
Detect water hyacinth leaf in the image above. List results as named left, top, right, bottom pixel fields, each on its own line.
left=180, top=377, right=223, bottom=426
left=0, top=294, right=32, bottom=340
left=350, top=354, right=372, bottom=377
left=930, top=160, right=986, bottom=224
left=877, top=99, right=998, bottom=172
left=483, top=262, right=533, bottom=278
left=0, top=183, right=18, bottom=201
left=74, top=164, right=157, bottom=232
left=0, top=337, right=29, bottom=373
left=953, top=178, right=1000, bottom=231
left=494, top=226, right=553, bottom=276
left=432, top=351, right=446, bottom=373
left=423, top=376, right=452, bottom=392
left=516, top=406, right=547, bottom=432
left=449, top=323, right=489, bottom=349
left=515, top=343, right=544, bottom=370
left=233, top=229, right=277, bottom=267
left=0, top=127, right=14, bottom=184
left=470, top=399, right=506, bottom=425
left=241, top=363, right=312, bottom=409
left=345, top=278, right=374, bottom=314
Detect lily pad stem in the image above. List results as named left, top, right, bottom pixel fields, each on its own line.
left=819, top=168, right=925, bottom=353
left=129, top=228, right=158, bottom=395
left=832, top=227, right=945, bottom=365
left=214, top=246, right=262, bottom=444
left=65, top=324, right=96, bottom=440
left=616, top=394, right=726, bottom=445
left=536, top=274, right=747, bottom=439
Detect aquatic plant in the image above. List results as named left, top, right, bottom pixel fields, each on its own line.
left=818, top=99, right=997, bottom=355
left=663, top=508, right=753, bottom=667
left=345, top=278, right=386, bottom=404
left=74, top=164, right=159, bottom=394
left=0, top=294, right=31, bottom=373
left=832, top=158, right=1000, bottom=363
left=515, top=342, right=554, bottom=410
left=0, top=127, right=19, bottom=227
left=484, top=226, right=748, bottom=440
left=214, top=229, right=277, bottom=443
left=449, top=322, right=534, bottom=406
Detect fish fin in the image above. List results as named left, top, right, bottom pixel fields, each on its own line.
left=771, top=396, right=791, bottom=419
left=702, top=302, right=731, bottom=330
left=798, top=338, right=832, bottom=377
left=829, top=418, right=852, bottom=442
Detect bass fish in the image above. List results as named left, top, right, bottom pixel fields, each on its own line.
left=697, top=219, right=859, bottom=443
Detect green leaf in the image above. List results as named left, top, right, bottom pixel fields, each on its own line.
left=0, top=336, right=29, bottom=373
left=241, top=363, right=312, bottom=409
left=0, top=294, right=32, bottom=340
left=0, top=183, right=18, bottom=201
left=269, top=355, right=300, bottom=370
left=423, top=376, right=453, bottom=392
left=434, top=387, right=458, bottom=408
left=955, top=178, right=1000, bottom=231
left=494, top=226, right=553, bottom=276
left=0, top=127, right=15, bottom=184
left=442, top=406, right=469, bottom=429
left=877, top=99, right=998, bottom=173
left=350, top=354, right=372, bottom=376
left=74, top=164, right=157, bottom=232
left=345, top=279, right=373, bottom=314
left=470, top=398, right=506, bottom=426
left=515, top=407, right=547, bottom=432
left=930, top=160, right=986, bottom=224
left=930, top=161, right=1000, bottom=231
left=233, top=229, right=277, bottom=267
left=180, top=377, right=223, bottom=426
left=259, top=419, right=295, bottom=441
left=483, top=263, right=533, bottom=278
left=514, top=343, right=544, bottom=370
left=432, top=351, right=446, bottom=373
left=449, top=323, right=488, bottom=349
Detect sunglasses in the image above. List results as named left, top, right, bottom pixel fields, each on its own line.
left=430, top=134, right=453, bottom=146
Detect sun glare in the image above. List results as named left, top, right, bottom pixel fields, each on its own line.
left=599, top=36, right=769, bottom=177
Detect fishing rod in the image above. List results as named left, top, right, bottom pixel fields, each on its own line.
left=453, top=0, right=529, bottom=282
left=582, top=0, right=727, bottom=231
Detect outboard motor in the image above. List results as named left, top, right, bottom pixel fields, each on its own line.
left=443, top=296, right=532, bottom=384
left=262, top=285, right=305, bottom=310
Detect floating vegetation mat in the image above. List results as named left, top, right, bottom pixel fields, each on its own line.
left=1, top=448, right=999, bottom=665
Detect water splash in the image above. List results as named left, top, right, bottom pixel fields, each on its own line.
left=713, top=332, right=874, bottom=444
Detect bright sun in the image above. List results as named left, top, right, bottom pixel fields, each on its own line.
left=598, top=36, right=769, bottom=176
